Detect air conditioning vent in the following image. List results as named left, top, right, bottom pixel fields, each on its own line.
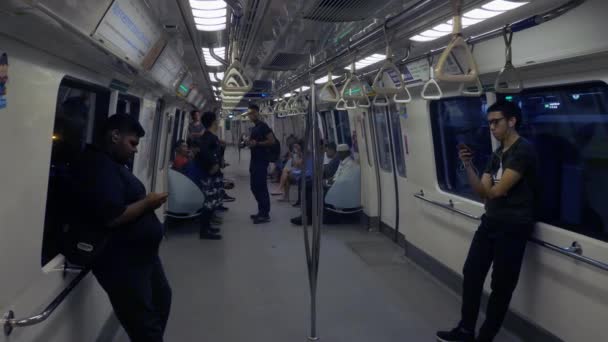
left=303, top=0, right=378, bottom=22
left=263, top=52, right=309, bottom=71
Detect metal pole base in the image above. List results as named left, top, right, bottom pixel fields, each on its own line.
left=308, top=336, right=319, bottom=341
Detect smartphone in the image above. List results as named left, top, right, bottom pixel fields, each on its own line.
left=456, top=143, right=472, bottom=152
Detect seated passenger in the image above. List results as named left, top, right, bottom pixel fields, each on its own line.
left=271, top=142, right=303, bottom=200
left=323, top=142, right=340, bottom=180
left=326, top=144, right=357, bottom=189
left=172, top=139, right=190, bottom=171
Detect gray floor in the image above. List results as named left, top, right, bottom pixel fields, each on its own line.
left=115, top=148, right=522, bottom=342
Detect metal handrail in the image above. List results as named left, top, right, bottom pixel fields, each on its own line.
left=414, top=191, right=481, bottom=220
left=413, top=191, right=608, bottom=272
left=2, top=268, right=90, bottom=336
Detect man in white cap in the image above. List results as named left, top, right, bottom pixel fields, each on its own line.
left=327, top=144, right=355, bottom=187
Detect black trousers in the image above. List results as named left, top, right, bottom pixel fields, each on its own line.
left=460, top=215, right=533, bottom=341
left=250, top=161, right=270, bottom=216
left=95, top=259, right=172, bottom=342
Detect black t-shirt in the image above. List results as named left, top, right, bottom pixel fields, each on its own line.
left=250, top=121, right=272, bottom=163
left=484, top=138, right=539, bottom=224
left=196, top=130, right=221, bottom=174
left=71, top=146, right=164, bottom=271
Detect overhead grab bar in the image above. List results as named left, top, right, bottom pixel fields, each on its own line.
left=221, top=59, right=253, bottom=92
left=319, top=70, right=340, bottom=103
left=422, top=55, right=443, bottom=100
left=2, top=268, right=90, bottom=336
left=434, top=0, right=480, bottom=83
left=495, top=27, right=524, bottom=93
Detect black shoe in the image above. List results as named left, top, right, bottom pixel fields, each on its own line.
left=292, top=201, right=301, bottom=208
left=250, top=214, right=259, bottom=219
left=208, top=227, right=220, bottom=234
left=199, top=232, right=222, bottom=240
left=253, top=216, right=270, bottom=224
left=223, top=194, right=236, bottom=202
left=216, top=205, right=229, bottom=212
left=290, top=216, right=302, bottom=226
left=436, top=327, right=475, bottom=342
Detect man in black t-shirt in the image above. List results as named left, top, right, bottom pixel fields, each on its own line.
left=196, top=112, right=223, bottom=240
left=437, top=102, right=539, bottom=342
left=245, top=103, right=275, bottom=223
left=71, top=114, right=171, bottom=342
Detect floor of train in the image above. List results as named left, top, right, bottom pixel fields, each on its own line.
left=114, top=147, right=522, bottom=342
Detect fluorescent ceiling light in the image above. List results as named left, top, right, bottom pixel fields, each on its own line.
left=314, top=75, right=340, bottom=84
left=299, top=86, right=311, bottom=92
left=344, top=54, right=386, bottom=70
left=464, top=8, right=503, bottom=19
left=283, top=93, right=293, bottom=98
left=194, top=16, right=226, bottom=25
left=202, top=47, right=225, bottom=66
left=483, top=0, right=527, bottom=11
left=190, top=0, right=226, bottom=10
left=196, top=23, right=226, bottom=31
left=409, top=1, right=529, bottom=42
left=209, top=72, right=224, bottom=82
left=192, top=8, right=226, bottom=18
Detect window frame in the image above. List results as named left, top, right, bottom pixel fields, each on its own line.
left=388, top=105, right=407, bottom=178
left=372, top=106, right=393, bottom=172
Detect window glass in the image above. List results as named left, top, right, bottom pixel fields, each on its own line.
left=42, top=78, right=110, bottom=266
left=373, top=107, right=392, bottom=171
left=430, top=97, right=490, bottom=200
left=388, top=106, right=407, bottom=177
left=334, top=110, right=353, bottom=147
left=499, top=82, right=608, bottom=242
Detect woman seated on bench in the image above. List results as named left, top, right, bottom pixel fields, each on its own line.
left=271, top=141, right=303, bottom=201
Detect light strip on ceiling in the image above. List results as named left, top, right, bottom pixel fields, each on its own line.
left=410, top=0, right=528, bottom=42
left=314, top=75, right=340, bottom=84
left=344, top=54, right=386, bottom=70
left=190, top=0, right=227, bottom=32
left=202, top=47, right=226, bottom=67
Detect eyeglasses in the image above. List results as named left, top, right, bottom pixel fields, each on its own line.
left=487, top=117, right=506, bottom=127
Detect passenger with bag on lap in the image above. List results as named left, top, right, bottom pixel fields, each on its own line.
left=437, top=101, right=539, bottom=342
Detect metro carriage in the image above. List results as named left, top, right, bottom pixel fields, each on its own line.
left=0, top=0, right=607, bottom=341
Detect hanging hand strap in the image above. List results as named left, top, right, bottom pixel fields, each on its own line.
left=222, top=59, right=253, bottom=92
left=319, top=70, right=340, bottom=102
left=494, top=27, right=523, bottom=93
left=422, top=54, right=443, bottom=100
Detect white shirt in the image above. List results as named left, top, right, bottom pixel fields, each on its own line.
left=332, top=157, right=357, bottom=183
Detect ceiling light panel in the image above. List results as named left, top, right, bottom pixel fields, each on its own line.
left=409, top=1, right=529, bottom=42
left=314, top=75, right=340, bottom=84
left=197, top=24, right=226, bottom=31
left=191, top=0, right=227, bottom=32
left=344, top=54, right=386, bottom=70
left=202, top=47, right=225, bottom=66
left=190, top=0, right=226, bottom=10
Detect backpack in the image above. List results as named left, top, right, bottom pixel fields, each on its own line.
left=268, top=132, right=281, bottom=163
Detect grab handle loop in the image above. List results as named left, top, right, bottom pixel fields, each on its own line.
left=344, top=98, right=357, bottom=110
left=342, top=63, right=368, bottom=101
left=357, top=96, right=371, bottom=108
left=319, top=70, right=340, bottom=102
left=335, top=98, right=347, bottom=110
left=394, top=87, right=412, bottom=104
left=422, top=55, right=443, bottom=100
left=221, top=59, right=253, bottom=92
left=373, top=94, right=390, bottom=107
left=494, top=28, right=523, bottom=93
left=459, top=77, right=484, bottom=96
left=435, top=0, right=479, bottom=83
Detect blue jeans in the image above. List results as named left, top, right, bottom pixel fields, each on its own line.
left=250, top=160, right=270, bottom=216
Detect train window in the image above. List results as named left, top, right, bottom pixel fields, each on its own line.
left=430, top=96, right=490, bottom=200
left=373, top=107, right=392, bottom=171
left=42, top=77, right=111, bottom=266
left=171, top=109, right=186, bottom=161
left=388, top=107, right=407, bottom=178
left=498, top=81, right=608, bottom=242
left=334, top=110, right=353, bottom=147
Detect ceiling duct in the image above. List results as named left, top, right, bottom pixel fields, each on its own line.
left=263, top=52, right=309, bottom=71
left=303, top=0, right=381, bottom=22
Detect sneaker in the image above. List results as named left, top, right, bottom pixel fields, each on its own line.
left=216, top=205, right=229, bottom=212
left=199, top=232, right=222, bottom=240
left=436, top=327, right=475, bottom=342
left=223, top=194, right=236, bottom=202
left=250, top=214, right=259, bottom=220
left=208, top=227, right=220, bottom=234
left=292, top=201, right=301, bottom=208
left=290, top=216, right=302, bottom=226
left=210, top=217, right=223, bottom=225
left=253, top=216, right=270, bottom=224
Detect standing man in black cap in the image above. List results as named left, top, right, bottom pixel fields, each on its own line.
left=245, top=103, right=275, bottom=224
left=70, top=113, right=172, bottom=342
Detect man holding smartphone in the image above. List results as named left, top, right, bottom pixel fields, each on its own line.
left=437, top=101, right=539, bottom=342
